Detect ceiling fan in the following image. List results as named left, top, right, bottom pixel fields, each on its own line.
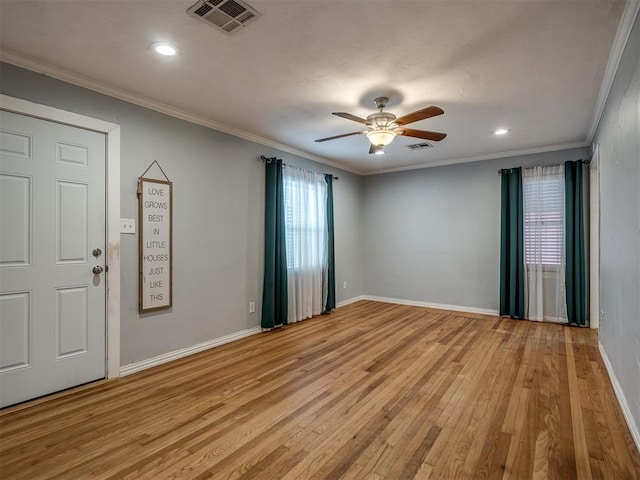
left=315, top=97, right=447, bottom=154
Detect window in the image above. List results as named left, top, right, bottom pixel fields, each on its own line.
left=282, top=165, right=327, bottom=271
left=523, top=167, right=564, bottom=265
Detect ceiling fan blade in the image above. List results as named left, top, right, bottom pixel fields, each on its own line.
left=369, top=144, right=386, bottom=155
left=315, top=131, right=363, bottom=142
left=332, top=112, right=368, bottom=125
left=394, top=106, right=444, bottom=126
left=397, top=128, right=447, bottom=142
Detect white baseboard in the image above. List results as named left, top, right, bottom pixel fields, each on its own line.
left=598, top=342, right=640, bottom=453
left=336, top=295, right=367, bottom=308
left=119, top=327, right=261, bottom=377
left=361, top=295, right=500, bottom=317
left=118, top=294, right=483, bottom=377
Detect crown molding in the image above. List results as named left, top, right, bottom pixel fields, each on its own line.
left=0, top=50, right=363, bottom=176
left=587, top=0, right=640, bottom=142
left=361, top=141, right=590, bottom=175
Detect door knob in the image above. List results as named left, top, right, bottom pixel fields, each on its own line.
left=92, top=265, right=104, bottom=275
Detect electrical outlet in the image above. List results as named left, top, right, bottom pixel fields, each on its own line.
left=249, top=301, right=256, bottom=313
left=343, top=281, right=347, bottom=290
left=120, top=218, right=136, bottom=234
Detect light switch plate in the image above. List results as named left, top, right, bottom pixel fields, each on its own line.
left=120, top=218, right=136, bottom=234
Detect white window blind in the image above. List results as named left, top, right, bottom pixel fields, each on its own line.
left=522, top=168, right=564, bottom=265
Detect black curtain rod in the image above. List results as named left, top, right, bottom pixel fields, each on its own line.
left=259, top=155, right=338, bottom=180
left=497, top=158, right=590, bottom=174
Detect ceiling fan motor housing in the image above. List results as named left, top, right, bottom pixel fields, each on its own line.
left=366, top=112, right=397, bottom=129
left=366, top=99, right=398, bottom=146
left=373, top=96, right=390, bottom=109
left=366, top=107, right=398, bottom=147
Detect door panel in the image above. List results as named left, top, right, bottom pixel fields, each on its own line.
left=0, top=292, right=31, bottom=372
left=56, top=141, right=89, bottom=167
left=0, top=110, right=106, bottom=407
left=55, top=286, right=89, bottom=359
left=0, top=174, right=31, bottom=266
left=0, top=130, right=31, bottom=158
left=56, top=180, right=88, bottom=264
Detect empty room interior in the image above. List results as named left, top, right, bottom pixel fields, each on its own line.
left=1, top=0, right=639, bottom=478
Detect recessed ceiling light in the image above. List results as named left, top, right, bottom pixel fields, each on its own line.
left=153, top=43, right=178, bottom=56
left=494, top=128, right=510, bottom=136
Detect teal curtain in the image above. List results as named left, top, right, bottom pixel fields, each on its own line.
left=324, top=174, right=336, bottom=312
left=499, top=168, right=525, bottom=319
left=261, top=159, right=288, bottom=329
left=565, top=161, right=589, bottom=326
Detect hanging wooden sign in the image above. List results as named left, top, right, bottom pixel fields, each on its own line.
left=138, top=172, right=173, bottom=313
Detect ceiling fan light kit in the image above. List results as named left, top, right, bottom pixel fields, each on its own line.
left=316, top=96, right=447, bottom=154
left=366, top=129, right=396, bottom=147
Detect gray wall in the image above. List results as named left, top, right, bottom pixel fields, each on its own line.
left=0, top=62, right=364, bottom=366
left=362, top=147, right=589, bottom=311
left=594, top=12, right=640, bottom=439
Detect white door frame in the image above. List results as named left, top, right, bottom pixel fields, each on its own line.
left=0, top=94, right=121, bottom=378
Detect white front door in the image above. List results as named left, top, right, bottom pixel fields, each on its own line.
left=0, top=110, right=106, bottom=408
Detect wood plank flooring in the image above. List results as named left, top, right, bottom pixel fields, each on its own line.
left=1, top=301, right=639, bottom=479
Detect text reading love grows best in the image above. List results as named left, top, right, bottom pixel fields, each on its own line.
left=141, top=182, right=171, bottom=309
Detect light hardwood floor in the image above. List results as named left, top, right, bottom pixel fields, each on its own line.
left=1, top=301, right=639, bottom=479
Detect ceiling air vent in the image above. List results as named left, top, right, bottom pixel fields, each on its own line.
left=407, top=142, right=433, bottom=150
left=187, top=0, right=260, bottom=35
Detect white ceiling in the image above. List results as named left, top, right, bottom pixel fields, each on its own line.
left=0, top=0, right=634, bottom=174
